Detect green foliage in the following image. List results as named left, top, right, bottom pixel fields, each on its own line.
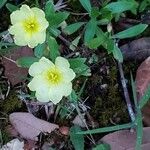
left=139, top=0, right=150, bottom=12
left=113, top=24, right=148, bottom=39
left=47, top=36, right=60, bottom=62
left=63, top=22, right=85, bottom=35
left=0, top=0, right=7, bottom=9
left=104, top=0, right=138, bottom=14
left=6, top=3, right=18, bottom=12
left=70, top=126, right=84, bottom=150
left=16, top=57, right=39, bottom=68
left=69, top=58, right=91, bottom=77
left=34, top=43, right=45, bottom=58
left=92, top=144, right=111, bottom=150
left=79, top=0, right=91, bottom=13
left=84, top=18, right=97, bottom=44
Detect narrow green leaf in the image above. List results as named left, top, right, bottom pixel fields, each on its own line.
left=70, top=126, right=84, bottom=150
left=79, top=0, right=91, bottom=13
left=113, top=24, right=148, bottom=39
left=16, top=57, right=39, bottom=68
left=0, top=0, right=7, bottom=9
left=63, top=22, right=85, bottom=35
left=104, top=1, right=137, bottom=14
left=113, top=45, right=123, bottom=62
left=130, top=72, right=138, bottom=108
left=49, top=27, right=61, bottom=37
left=135, top=109, right=143, bottom=150
left=84, top=19, right=97, bottom=44
left=77, top=123, right=134, bottom=135
left=139, top=86, right=150, bottom=109
left=34, top=43, right=46, bottom=58
left=47, top=36, right=60, bottom=62
left=6, top=3, right=19, bottom=12
left=92, top=144, right=111, bottom=150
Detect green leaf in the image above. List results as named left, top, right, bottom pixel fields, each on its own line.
left=139, top=0, right=150, bottom=12
left=47, top=36, right=60, bottom=62
left=77, top=123, right=134, bottom=135
left=113, top=45, right=123, bottom=62
left=69, top=35, right=81, bottom=51
left=84, top=19, right=97, bottom=44
left=45, top=1, right=55, bottom=19
left=48, top=12, right=69, bottom=27
left=70, top=126, right=84, bottom=150
left=0, top=0, right=7, bottom=9
left=79, top=0, right=91, bottom=13
left=69, top=58, right=91, bottom=77
left=16, top=57, right=39, bottom=68
left=87, top=35, right=105, bottom=49
left=68, top=90, right=78, bottom=102
left=112, top=24, right=148, bottom=39
left=34, top=43, right=46, bottom=58
left=104, top=1, right=137, bottom=14
left=90, top=7, right=100, bottom=18
left=92, top=144, right=111, bottom=150
left=49, top=27, right=61, bottom=37
left=135, top=109, right=143, bottom=150
left=139, top=86, right=150, bottom=109
left=63, top=22, right=85, bottom=35
left=6, top=3, right=19, bottom=12
left=130, top=72, right=138, bottom=108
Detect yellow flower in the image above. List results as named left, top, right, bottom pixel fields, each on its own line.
left=8, top=5, right=49, bottom=48
left=28, top=57, right=76, bottom=104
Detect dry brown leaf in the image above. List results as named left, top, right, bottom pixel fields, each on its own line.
left=136, top=56, right=150, bottom=99
left=101, top=127, right=150, bottom=150
left=9, top=112, right=59, bottom=141
left=120, top=38, right=150, bottom=61
left=2, top=46, right=33, bottom=85
left=135, top=57, right=150, bottom=126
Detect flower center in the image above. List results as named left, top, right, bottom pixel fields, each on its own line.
left=23, top=17, right=39, bottom=35
left=45, top=68, right=62, bottom=85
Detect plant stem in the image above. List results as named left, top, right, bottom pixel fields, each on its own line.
left=118, top=62, right=135, bottom=122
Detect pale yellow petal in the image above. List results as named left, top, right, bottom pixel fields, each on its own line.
left=59, top=82, right=72, bottom=96
left=10, top=10, right=27, bottom=25
left=29, top=57, right=54, bottom=76
left=48, top=88, right=63, bottom=104
left=31, top=7, right=45, bottom=18
left=61, top=68, right=76, bottom=82
left=27, top=31, right=46, bottom=48
left=35, top=86, right=50, bottom=102
left=55, top=57, right=70, bottom=69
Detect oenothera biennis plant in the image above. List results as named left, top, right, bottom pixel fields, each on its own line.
left=8, top=5, right=49, bottom=48
left=28, top=56, right=76, bottom=104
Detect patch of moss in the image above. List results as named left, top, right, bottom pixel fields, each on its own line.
left=0, top=91, right=22, bottom=114
left=85, top=58, right=130, bottom=127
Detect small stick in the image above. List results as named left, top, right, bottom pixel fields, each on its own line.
left=118, top=61, right=135, bottom=122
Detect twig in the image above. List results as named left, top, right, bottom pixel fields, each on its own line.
left=3, top=56, right=16, bottom=64
left=58, top=35, right=71, bottom=47
left=118, top=62, right=135, bottom=122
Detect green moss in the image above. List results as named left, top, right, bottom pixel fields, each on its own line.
left=85, top=58, right=130, bottom=127
left=0, top=91, right=22, bottom=114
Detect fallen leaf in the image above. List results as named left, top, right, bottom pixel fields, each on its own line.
left=136, top=56, right=150, bottom=99
left=135, top=57, right=150, bottom=126
left=120, top=38, right=150, bottom=61
left=101, top=127, right=150, bottom=150
left=1, top=138, right=24, bottom=150
left=2, top=46, right=33, bottom=85
left=9, top=112, right=59, bottom=141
